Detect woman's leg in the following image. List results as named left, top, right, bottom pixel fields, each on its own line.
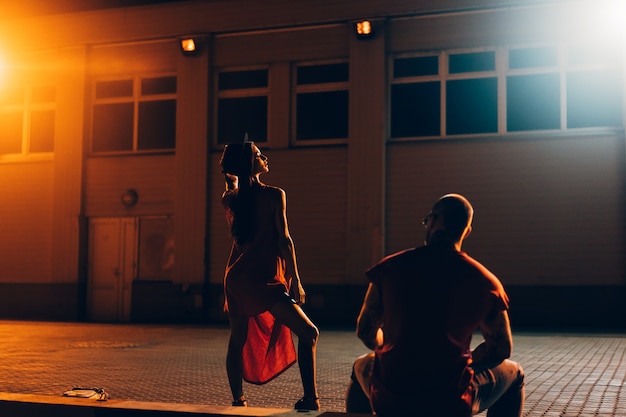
left=226, top=316, right=249, bottom=405
left=269, top=299, right=320, bottom=401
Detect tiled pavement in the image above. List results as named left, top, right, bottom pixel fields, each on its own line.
left=0, top=320, right=624, bottom=416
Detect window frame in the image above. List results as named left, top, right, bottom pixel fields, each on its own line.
left=291, top=59, right=350, bottom=147
left=389, top=47, right=500, bottom=140
left=0, top=84, right=56, bottom=162
left=564, top=44, right=623, bottom=130
left=90, top=73, right=177, bottom=155
left=388, top=42, right=623, bottom=142
left=213, top=65, right=270, bottom=147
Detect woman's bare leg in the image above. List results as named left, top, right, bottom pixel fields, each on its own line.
left=226, top=316, right=249, bottom=404
left=269, top=300, right=319, bottom=400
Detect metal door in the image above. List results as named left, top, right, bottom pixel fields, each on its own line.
left=87, top=217, right=137, bottom=322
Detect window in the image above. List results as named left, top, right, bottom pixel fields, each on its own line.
left=449, top=51, right=495, bottom=73
left=216, top=69, right=268, bottom=144
left=391, top=56, right=440, bottom=137
left=0, top=85, right=55, bottom=157
left=566, top=45, right=622, bottom=128
left=507, top=73, right=560, bottom=131
left=567, top=69, right=622, bottom=128
left=391, top=82, right=440, bottom=137
left=294, top=62, right=349, bottom=142
left=390, top=44, right=623, bottom=140
left=91, top=75, right=176, bottom=153
left=446, top=51, right=497, bottom=135
left=214, top=62, right=349, bottom=146
left=509, top=46, right=558, bottom=69
left=447, top=77, right=497, bottom=135
left=393, top=56, right=438, bottom=78
left=507, top=47, right=560, bottom=132
left=391, top=50, right=498, bottom=138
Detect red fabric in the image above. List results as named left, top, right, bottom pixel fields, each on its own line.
left=242, top=312, right=297, bottom=384
left=223, top=186, right=291, bottom=317
left=222, top=185, right=297, bottom=384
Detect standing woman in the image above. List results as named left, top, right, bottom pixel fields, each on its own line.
left=219, top=141, right=320, bottom=411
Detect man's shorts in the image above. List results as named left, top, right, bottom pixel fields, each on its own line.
left=352, top=352, right=375, bottom=398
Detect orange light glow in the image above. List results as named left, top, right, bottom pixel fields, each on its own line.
left=355, top=20, right=372, bottom=36
left=180, top=38, right=196, bottom=53
left=376, top=328, right=384, bottom=346
left=0, top=51, right=6, bottom=92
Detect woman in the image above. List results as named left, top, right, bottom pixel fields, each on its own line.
left=219, top=141, right=320, bottom=411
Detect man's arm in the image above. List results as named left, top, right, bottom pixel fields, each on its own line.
left=356, top=283, right=384, bottom=351
left=471, top=309, right=513, bottom=368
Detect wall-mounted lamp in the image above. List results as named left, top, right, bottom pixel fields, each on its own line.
left=179, top=35, right=206, bottom=56
left=354, top=19, right=376, bottom=40
left=181, top=38, right=197, bottom=54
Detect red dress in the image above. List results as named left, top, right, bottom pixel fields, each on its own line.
left=222, top=185, right=297, bottom=384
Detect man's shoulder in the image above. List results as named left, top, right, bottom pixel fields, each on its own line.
left=457, top=252, right=507, bottom=292
left=458, top=252, right=496, bottom=276
left=380, top=246, right=422, bottom=264
left=366, top=247, right=421, bottom=276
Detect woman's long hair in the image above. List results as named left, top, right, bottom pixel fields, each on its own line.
left=219, top=142, right=257, bottom=246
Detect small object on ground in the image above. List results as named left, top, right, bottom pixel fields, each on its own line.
left=62, top=386, right=109, bottom=401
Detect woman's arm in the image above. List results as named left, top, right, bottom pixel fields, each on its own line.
left=224, top=173, right=238, bottom=191
left=273, top=188, right=306, bottom=304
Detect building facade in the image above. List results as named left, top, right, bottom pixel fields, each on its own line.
left=0, top=0, right=624, bottom=328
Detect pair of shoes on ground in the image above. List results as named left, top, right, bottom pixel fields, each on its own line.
left=232, top=395, right=320, bottom=410
left=294, top=396, right=320, bottom=411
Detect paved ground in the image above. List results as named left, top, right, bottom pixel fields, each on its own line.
left=0, top=320, right=623, bottom=416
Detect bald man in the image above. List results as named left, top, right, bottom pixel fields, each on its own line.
left=346, top=194, right=524, bottom=417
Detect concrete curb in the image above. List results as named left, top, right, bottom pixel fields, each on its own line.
left=0, top=392, right=326, bottom=416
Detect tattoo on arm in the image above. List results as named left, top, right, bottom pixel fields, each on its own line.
left=472, top=310, right=513, bottom=366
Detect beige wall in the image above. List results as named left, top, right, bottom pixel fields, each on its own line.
left=84, top=155, right=175, bottom=217
left=0, top=162, right=54, bottom=283
left=208, top=147, right=349, bottom=286
left=0, top=0, right=623, bottom=324
left=386, top=133, right=626, bottom=287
